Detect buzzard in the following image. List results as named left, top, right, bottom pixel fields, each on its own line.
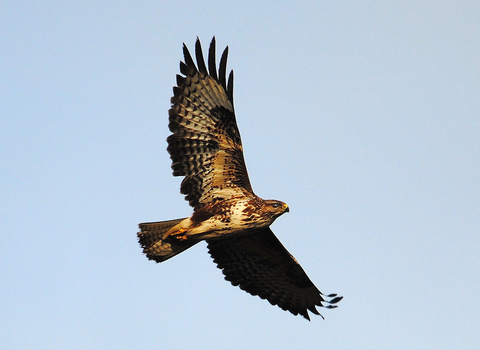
left=138, top=37, right=342, bottom=320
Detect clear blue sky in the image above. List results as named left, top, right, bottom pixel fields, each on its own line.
left=1, top=1, right=479, bottom=349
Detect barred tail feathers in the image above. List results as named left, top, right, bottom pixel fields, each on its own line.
left=138, top=218, right=198, bottom=262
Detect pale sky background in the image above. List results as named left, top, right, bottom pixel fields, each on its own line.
left=1, top=1, right=479, bottom=349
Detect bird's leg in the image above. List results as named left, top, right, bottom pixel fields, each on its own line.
left=170, top=228, right=189, bottom=241
left=162, top=219, right=191, bottom=241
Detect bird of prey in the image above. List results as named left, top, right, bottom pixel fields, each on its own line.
left=138, top=37, right=342, bottom=320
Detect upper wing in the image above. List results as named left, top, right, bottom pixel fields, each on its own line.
left=167, top=37, right=253, bottom=210
left=207, top=228, right=343, bottom=320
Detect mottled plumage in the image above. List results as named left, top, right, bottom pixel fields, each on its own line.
left=138, top=37, right=342, bottom=320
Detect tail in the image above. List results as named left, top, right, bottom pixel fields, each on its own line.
left=138, top=218, right=199, bottom=262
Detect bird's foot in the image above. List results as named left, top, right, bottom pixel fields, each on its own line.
left=174, top=234, right=188, bottom=241
left=164, top=227, right=188, bottom=241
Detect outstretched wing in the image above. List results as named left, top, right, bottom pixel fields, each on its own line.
left=207, top=228, right=343, bottom=320
left=167, top=37, right=253, bottom=210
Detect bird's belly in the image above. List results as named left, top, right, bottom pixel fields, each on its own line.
left=189, top=201, right=265, bottom=239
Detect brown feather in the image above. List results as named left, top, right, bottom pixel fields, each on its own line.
left=207, top=228, right=342, bottom=320
left=167, top=37, right=252, bottom=209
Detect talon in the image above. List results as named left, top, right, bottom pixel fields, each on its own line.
left=164, top=227, right=188, bottom=240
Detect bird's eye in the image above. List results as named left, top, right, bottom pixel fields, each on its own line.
left=271, top=203, right=280, bottom=208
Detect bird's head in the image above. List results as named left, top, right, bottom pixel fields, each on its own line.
left=262, top=200, right=289, bottom=223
